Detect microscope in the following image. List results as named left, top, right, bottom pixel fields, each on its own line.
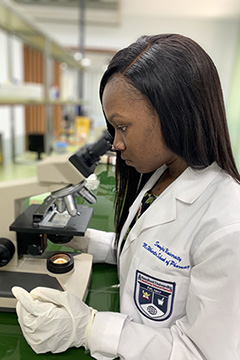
left=0, top=131, right=113, bottom=311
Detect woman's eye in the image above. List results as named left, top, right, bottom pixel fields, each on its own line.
left=117, top=125, right=127, bottom=132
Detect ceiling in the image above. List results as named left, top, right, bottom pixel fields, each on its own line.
left=122, top=0, right=240, bottom=19
left=14, top=0, right=118, bottom=9
left=13, top=0, right=240, bottom=27
left=14, top=0, right=121, bottom=26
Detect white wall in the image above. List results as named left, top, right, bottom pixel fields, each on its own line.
left=0, top=11, right=239, bottom=161
left=43, top=16, right=239, bottom=100
left=0, top=31, right=25, bottom=162
left=42, top=16, right=240, bottom=134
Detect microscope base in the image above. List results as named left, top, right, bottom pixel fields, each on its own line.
left=0, top=253, right=93, bottom=312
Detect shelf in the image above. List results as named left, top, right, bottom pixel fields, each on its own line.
left=0, top=0, right=82, bottom=69
left=0, top=0, right=85, bottom=161
left=0, top=98, right=84, bottom=105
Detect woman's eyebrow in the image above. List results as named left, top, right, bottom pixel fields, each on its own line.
left=107, top=113, right=126, bottom=124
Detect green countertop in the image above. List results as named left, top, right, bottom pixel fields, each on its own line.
left=0, top=263, right=119, bottom=360
left=0, top=159, right=118, bottom=359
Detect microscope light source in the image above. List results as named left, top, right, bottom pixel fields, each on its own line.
left=47, top=253, right=74, bottom=274
left=53, top=256, right=68, bottom=264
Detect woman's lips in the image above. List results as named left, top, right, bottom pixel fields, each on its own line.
left=123, top=158, right=132, bottom=165
left=121, top=154, right=132, bottom=165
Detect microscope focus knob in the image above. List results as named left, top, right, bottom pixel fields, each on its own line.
left=0, top=238, right=15, bottom=267
left=27, top=244, right=42, bottom=256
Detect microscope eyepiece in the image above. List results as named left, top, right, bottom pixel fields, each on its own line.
left=69, top=130, right=113, bottom=178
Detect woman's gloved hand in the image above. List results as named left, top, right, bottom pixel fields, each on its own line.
left=12, top=286, right=97, bottom=354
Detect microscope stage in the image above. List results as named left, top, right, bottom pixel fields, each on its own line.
left=10, top=204, right=93, bottom=236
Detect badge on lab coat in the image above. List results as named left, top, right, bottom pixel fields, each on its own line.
left=134, top=270, right=176, bottom=321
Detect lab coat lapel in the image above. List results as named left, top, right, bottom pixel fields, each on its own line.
left=119, top=162, right=221, bottom=256
left=117, top=166, right=167, bottom=258
left=127, top=166, right=167, bottom=223
left=127, top=187, right=177, bottom=243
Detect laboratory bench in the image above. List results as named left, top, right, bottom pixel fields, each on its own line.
left=0, top=158, right=119, bottom=359
left=0, top=263, right=119, bottom=360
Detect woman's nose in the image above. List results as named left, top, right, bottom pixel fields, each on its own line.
left=113, top=134, right=125, bottom=151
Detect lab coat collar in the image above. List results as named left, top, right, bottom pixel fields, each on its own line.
left=120, top=162, right=221, bottom=251
left=172, top=161, right=221, bottom=204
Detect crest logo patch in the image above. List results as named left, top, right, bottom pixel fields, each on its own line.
left=134, top=270, right=175, bottom=321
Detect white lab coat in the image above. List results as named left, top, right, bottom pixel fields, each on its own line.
left=79, top=163, right=240, bottom=359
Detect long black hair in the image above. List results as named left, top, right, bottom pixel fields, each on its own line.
left=99, top=33, right=240, bottom=244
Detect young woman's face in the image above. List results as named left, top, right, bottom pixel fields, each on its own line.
left=102, top=75, right=179, bottom=174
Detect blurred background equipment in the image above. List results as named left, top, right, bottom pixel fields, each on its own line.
left=0, top=0, right=239, bottom=167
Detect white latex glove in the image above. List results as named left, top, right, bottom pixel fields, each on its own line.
left=12, top=286, right=97, bottom=354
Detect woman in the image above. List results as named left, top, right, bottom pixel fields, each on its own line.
left=13, top=34, right=240, bottom=359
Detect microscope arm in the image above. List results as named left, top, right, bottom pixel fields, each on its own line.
left=36, top=130, right=113, bottom=219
